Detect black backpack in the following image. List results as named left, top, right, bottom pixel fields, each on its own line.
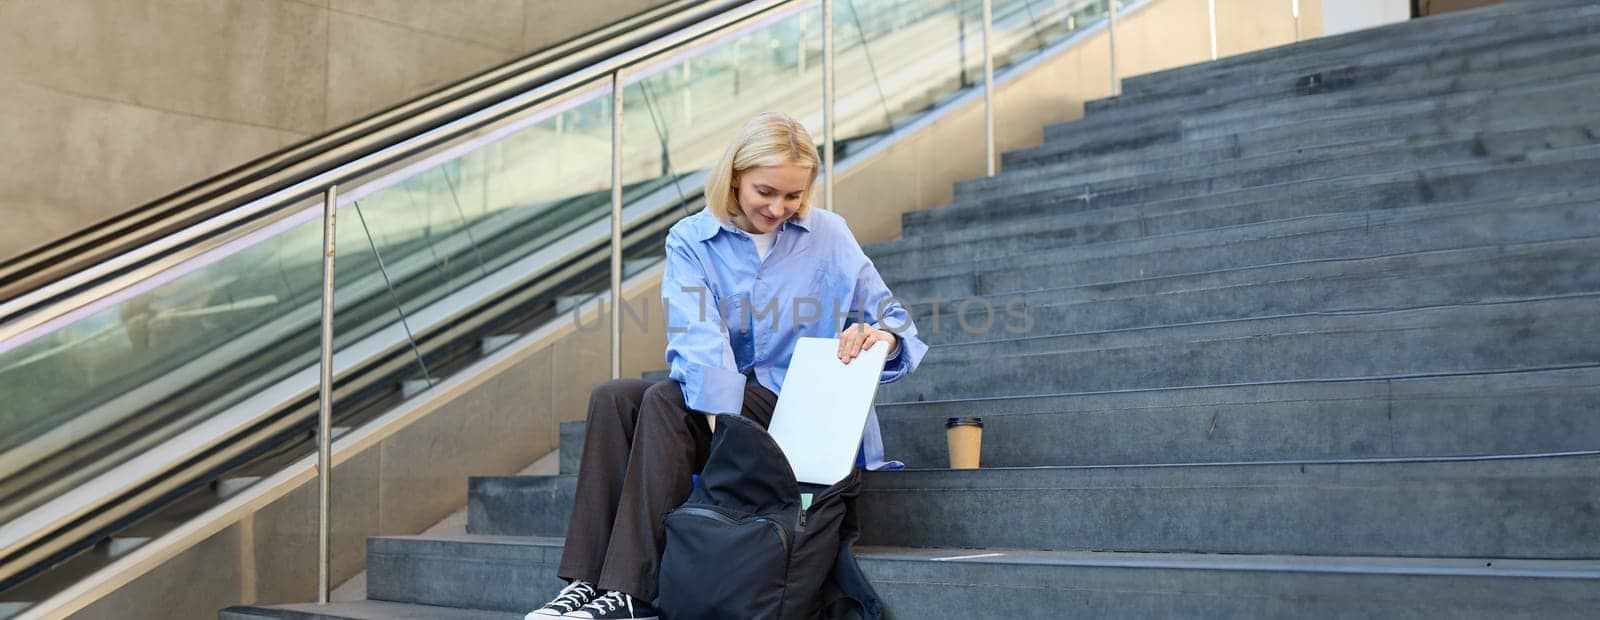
left=656, top=414, right=882, bottom=620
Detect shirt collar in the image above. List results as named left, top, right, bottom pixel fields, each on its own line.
left=692, top=208, right=813, bottom=241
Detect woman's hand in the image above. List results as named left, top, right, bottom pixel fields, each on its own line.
left=838, top=323, right=898, bottom=364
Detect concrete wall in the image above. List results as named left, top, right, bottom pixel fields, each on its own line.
left=1323, top=0, right=1411, bottom=36
left=1422, top=0, right=1505, bottom=16
left=45, top=0, right=1322, bottom=617
left=0, top=0, right=673, bottom=263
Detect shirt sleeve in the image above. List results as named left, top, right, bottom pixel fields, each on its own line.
left=852, top=253, right=927, bottom=384
left=663, top=230, right=747, bottom=415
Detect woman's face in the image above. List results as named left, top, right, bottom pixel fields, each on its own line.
left=732, top=164, right=811, bottom=234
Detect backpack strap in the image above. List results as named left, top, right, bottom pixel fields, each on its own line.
left=823, top=596, right=871, bottom=620
left=823, top=493, right=882, bottom=620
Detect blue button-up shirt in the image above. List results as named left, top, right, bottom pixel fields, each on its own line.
left=663, top=207, right=927, bottom=469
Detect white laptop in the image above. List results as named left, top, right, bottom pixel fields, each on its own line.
left=767, top=336, right=890, bottom=485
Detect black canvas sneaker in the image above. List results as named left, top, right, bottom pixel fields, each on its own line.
left=564, top=591, right=660, bottom=619
left=525, top=580, right=598, bottom=618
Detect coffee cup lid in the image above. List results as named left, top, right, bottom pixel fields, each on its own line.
left=945, top=416, right=983, bottom=428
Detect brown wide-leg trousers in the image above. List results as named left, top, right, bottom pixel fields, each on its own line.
left=556, top=376, right=778, bottom=601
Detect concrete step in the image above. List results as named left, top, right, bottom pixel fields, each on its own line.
left=214, top=476, right=262, bottom=500
left=883, top=148, right=1600, bottom=282
left=907, top=237, right=1600, bottom=345
left=880, top=295, right=1600, bottom=403
left=479, top=334, right=519, bottom=356
left=914, top=126, right=1600, bottom=240
left=1117, top=0, right=1600, bottom=100
left=1032, top=79, right=1600, bottom=191
left=366, top=535, right=565, bottom=614
left=875, top=147, right=1600, bottom=276
left=332, top=534, right=1600, bottom=619
left=876, top=366, right=1600, bottom=468
left=1043, top=36, right=1600, bottom=155
left=1114, top=0, right=1600, bottom=101
left=979, top=117, right=1580, bottom=199
left=220, top=600, right=520, bottom=619
left=463, top=453, right=1600, bottom=562
left=524, top=366, right=1600, bottom=472
left=1084, top=12, right=1600, bottom=124
left=956, top=124, right=1591, bottom=219
left=995, top=73, right=1600, bottom=190
left=1085, top=42, right=1600, bottom=145
left=467, top=475, right=576, bottom=538
left=554, top=294, right=594, bottom=315
left=558, top=420, right=584, bottom=476
left=101, top=537, right=150, bottom=560
left=883, top=186, right=1599, bottom=301
left=401, top=379, right=434, bottom=399
left=1110, top=0, right=1561, bottom=78
left=860, top=546, right=1600, bottom=619
left=902, top=129, right=1600, bottom=241
left=549, top=262, right=660, bottom=315
left=856, top=454, right=1600, bottom=559
left=622, top=257, right=660, bottom=279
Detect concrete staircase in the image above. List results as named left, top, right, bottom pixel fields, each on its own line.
left=223, top=2, right=1600, bottom=617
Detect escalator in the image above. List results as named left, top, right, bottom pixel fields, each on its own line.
left=0, top=1, right=1116, bottom=616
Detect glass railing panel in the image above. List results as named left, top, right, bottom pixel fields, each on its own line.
left=0, top=193, right=432, bottom=531
left=357, top=87, right=615, bottom=279
left=834, top=0, right=995, bottom=155
left=988, top=0, right=1098, bottom=71
left=634, top=4, right=825, bottom=175
left=614, top=0, right=1107, bottom=244
left=1024, top=0, right=1111, bottom=50
left=833, top=0, right=1111, bottom=154
left=611, top=0, right=824, bottom=273
left=347, top=167, right=492, bottom=314
left=330, top=81, right=625, bottom=346
left=616, top=77, right=693, bottom=271
left=616, top=0, right=1086, bottom=194
left=331, top=79, right=627, bottom=426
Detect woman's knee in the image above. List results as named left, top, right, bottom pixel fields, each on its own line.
left=638, top=380, right=690, bottom=426
left=586, top=378, right=651, bottom=423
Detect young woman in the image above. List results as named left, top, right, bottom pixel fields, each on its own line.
left=529, top=112, right=926, bottom=620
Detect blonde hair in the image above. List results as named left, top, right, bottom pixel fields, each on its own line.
left=704, top=112, right=820, bottom=224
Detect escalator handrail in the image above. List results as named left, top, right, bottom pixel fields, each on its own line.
left=0, top=0, right=770, bottom=330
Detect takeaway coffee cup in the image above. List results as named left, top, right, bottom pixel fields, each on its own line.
left=945, top=417, right=984, bottom=469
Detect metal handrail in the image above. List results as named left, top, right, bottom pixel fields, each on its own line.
left=0, top=0, right=741, bottom=332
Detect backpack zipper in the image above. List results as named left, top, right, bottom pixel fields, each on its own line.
left=798, top=474, right=855, bottom=528
left=675, top=506, right=791, bottom=555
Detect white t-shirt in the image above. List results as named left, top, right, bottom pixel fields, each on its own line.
left=749, top=230, right=777, bottom=260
